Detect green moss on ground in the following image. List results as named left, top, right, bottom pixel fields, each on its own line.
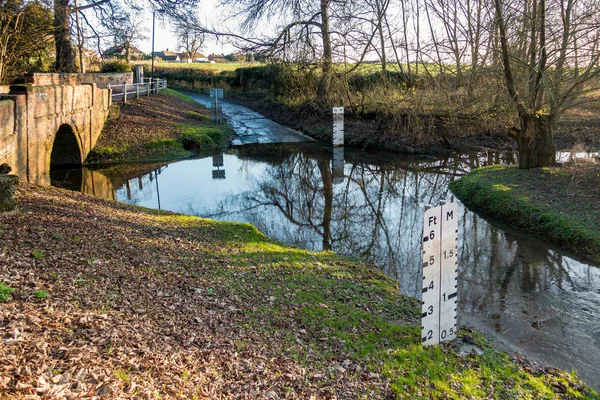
left=0, top=183, right=598, bottom=398
left=449, top=162, right=600, bottom=261
left=87, top=89, right=232, bottom=164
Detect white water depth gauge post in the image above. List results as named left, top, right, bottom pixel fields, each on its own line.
left=421, top=201, right=458, bottom=346
left=332, top=107, right=344, bottom=147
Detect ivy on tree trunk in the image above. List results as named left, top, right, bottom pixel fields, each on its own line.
left=517, top=113, right=556, bottom=169
left=54, top=0, right=76, bottom=72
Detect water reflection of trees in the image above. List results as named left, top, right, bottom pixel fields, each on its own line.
left=225, top=150, right=521, bottom=297
left=459, top=209, right=600, bottom=315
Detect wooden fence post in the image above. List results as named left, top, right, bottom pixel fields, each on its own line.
left=136, top=83, right=139, bottom=99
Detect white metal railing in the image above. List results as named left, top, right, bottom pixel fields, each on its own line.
left=108, top=78, right=167, bottom=103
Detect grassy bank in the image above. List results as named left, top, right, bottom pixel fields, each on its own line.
left=449, top=160, right=600, bottom=261
left=87, top=89, right=233, bottom=164
left=0, top=184, right=598, bottom=398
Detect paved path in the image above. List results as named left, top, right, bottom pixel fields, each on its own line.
left=182, top=91, right=314, bottom=146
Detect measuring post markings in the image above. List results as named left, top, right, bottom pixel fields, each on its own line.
left=332, top=107, right=344, bottom=147
left=422, top=206, right=442, bottom=346
left=332, top=147, right=345, bottom=184
left=439, top=202, right=458, bottom=341
left=421, top=202, right=458, bottom=346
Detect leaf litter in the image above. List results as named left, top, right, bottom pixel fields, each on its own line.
left=0, top=183, right=597, bottom=399
left=0, top=184, right=394, bottom=399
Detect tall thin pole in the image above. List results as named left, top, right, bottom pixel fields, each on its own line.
left=74, top=0, right=85, bottom=73
left=151, top=10, right=156, bottom=81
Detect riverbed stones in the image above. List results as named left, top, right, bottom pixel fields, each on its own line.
left=0, top=174, right=19, bottom=214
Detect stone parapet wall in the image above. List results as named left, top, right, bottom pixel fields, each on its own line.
left=26, top=73, right=133, bottom=89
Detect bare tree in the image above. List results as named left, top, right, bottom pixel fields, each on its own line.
left=494, top=0, right=600, bottom=168
left=54, top=0, right=198, bottom=72
left=216, top=0, right=341, bottom=103
left=173, top=19, right=205, bottom=60
left=110, top=13, right=147, bottom=61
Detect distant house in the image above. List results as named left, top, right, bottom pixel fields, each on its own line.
left=208, top=54, right=227, bottom=63
left=178, top=52, right=208, bottom=63
left=152, top=49, right=180, bottom=62
left=103, top=45, right=144, bottom=60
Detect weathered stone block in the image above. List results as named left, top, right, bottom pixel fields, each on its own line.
left=0, top=174, right=19, bottom=214
left=108, top=104, right=121, bottom=120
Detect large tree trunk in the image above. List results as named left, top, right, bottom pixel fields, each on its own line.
left=517, top=113, right=556, bottom=168
left=317, top=0, right=332, bottom=104
left=54, top=0, right=76, bottom=72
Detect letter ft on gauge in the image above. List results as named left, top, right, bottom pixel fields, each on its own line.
left=421, top=202, right=458, bottom=346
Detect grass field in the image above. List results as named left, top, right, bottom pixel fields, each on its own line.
left=134, top=60, right=449, bottom=77
left=134, top=60, right=252, bottom=72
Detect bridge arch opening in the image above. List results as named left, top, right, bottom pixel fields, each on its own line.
left=50, top=125, right=82, bottom=166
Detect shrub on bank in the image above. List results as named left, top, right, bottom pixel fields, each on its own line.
left=101, top=61, right=132, bottom=73
left=177, top=123, right=231, bottom=151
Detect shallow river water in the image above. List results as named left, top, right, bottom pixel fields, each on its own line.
left=51, top=97, right=600, bottom=390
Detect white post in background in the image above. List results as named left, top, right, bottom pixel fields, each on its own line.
left=332, top=107, right=344, bottom=147
left=107, top=84, right=112, bottom=104
left=136, top=83, right=140, bottom=99
left=421, top=201, right=459, bottom=346
left=332, top=147, right=345, bottom=184
left=123, top=84, right=127, bottom=104
left=210, top=88, right=224, bottom=122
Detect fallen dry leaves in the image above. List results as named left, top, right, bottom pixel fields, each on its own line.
left=0, top=184, right=391, bottom=399
left=93, top=91, right=210, bottom=161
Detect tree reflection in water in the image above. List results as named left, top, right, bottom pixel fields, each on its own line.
left=230, top=147, right=519, bottom=297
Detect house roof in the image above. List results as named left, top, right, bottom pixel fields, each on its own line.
left=179, top=52, right=206, bottom=59
left=208, top=54, right=227, bottom=61
left=104, top=45, right=143, bottom=56
left=152, top=50, right=180, bottom=60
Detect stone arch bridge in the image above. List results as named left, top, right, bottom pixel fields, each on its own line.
left=0, top=83, right=112, bottom=185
